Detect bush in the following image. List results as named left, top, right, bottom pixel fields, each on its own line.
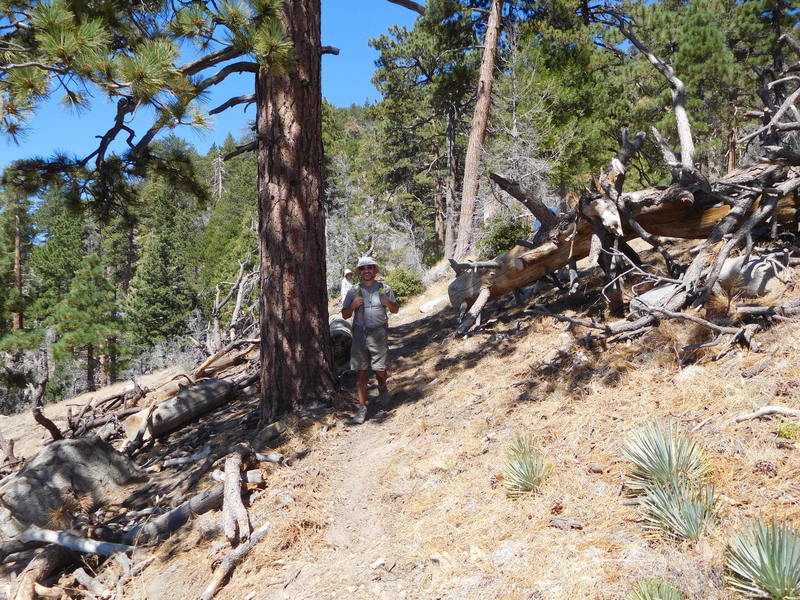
left=726, top=519, right=800, bottom=599
left=383, top=268, right=424, bottom=305
left=477, top=217, right=531, bottom=259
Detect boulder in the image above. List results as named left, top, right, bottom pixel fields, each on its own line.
left=0, top=438, right=143, bottom=542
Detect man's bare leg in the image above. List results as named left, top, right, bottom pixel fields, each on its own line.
left=376, top=370, right=390, bottom=405
left=357, top=370, right=370, bottom=406
left=353, top=370, right=370, bottom=424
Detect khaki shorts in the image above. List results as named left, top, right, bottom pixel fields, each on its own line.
left=350, top=326, right=388, bottom=372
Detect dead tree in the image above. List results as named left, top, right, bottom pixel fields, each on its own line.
left=449, top=29, right=800, bottom=340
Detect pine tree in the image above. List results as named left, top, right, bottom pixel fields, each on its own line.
left=0, top=176, right=35, bottom=331
left=2, top=0, right=336, bottom=422
left=126, top=179, right=197, bottom=348
left=52, top=254, right=120, bottom=392
left=28, top=193, right=87, bottom=324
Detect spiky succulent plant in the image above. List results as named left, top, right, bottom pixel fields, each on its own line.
left=503, top=435, right=550, bottom=498
left=640, top=481, right=718, bottom=541
left=624, top=421, right=709, bottom=495
left=726, top=519, right=800, bottom=599
left=627, top=579, right=685, bottom=600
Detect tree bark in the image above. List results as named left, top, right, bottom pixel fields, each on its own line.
left=453, top=0, right=503, bottom=260
left=444, top=107, right=459, bottom=259
left=86, top=343, right=95, bottom=392
left=12, top=210, right=23, bottom=331
left=256, top=0, right=336, bottom=425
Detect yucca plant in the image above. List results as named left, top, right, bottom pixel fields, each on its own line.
left=640, top=481, right=718, bottom=541
left=627, top=579, right=685, bottom=600
left=624, top=422, right=709, bottom=494
left=726, top=519, right=800, bottom=599
left=503, top=435, right=550, bottom=498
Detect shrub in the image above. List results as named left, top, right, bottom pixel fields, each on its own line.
left=775, top=421, right=799, bottom=440
left=383, top=268, right=424, bottom=304
left=477, top=217, right=531, bottom=259
left=726, top=519, right=800, bottom=599
left=627, top=580, right=684, bottom=600
left=624, top=422, right=709, bottom=495
left=504, top=435, right=550, bottom=498
left=640, top=482, right=718, bottom=541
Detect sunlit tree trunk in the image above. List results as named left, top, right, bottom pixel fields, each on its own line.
left=257, top=0, right=336, bottom=425
left=12, top=211, right=23, bottom=331
left=453, top=0, right=503, bottom=260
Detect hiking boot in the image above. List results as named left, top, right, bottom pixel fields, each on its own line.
left=352, top=404, right=368, bottom=425
left=377, top=383, right=391, bottom=407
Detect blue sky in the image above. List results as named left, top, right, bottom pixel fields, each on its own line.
left=0, top=0, right=418, bottom=170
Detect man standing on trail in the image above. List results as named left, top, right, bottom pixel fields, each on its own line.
left=341, top=256, right=399, bottom=424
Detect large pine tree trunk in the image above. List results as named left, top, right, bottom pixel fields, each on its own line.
left=444, top=108, right=459, bottom=259
left=12, top=211, right=23, bottom=331
left=86, top=343, right=95, bottom=392
left=453, top=0, right=503, bottom=260
left=256, top=0, right=336, bottom=424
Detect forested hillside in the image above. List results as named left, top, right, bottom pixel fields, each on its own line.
left=1, top=0, right=795, bottom=414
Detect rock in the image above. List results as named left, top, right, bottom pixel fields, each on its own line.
left=629, top=283, right=683, bottom=318
left=0, top=438, right=143, bottom=542
left=370, top=557, right=385, bottom=569
left=491, top=541, right=525, bottom=567
left=716, top=253, right=791, bottom=298
left=588, top=464, right=604, bottom=473
left=419, top=294, right=450, bottom=314
left=673, top=365, right=705, bottom=383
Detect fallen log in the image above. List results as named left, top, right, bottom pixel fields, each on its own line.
left=11, top=545, right=71, bottom=600
left=223, top=444, right=253, bottom=545
left=19, top=525, right=137, bottom=556
left=199, top=521, right=270, bottom=600
left=448, top=165, right=800, bottom=308
left=122, top=378, right=235, bottom=441
left=122, top=484, right=224, bottom=545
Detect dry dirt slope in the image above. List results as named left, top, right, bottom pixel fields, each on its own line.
left=7, top=276, right=800, bottom=600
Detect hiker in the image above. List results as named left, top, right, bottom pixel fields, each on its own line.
left=341, top=256, right=399, bottom=424
left=340, top=268, right=354, bottom=299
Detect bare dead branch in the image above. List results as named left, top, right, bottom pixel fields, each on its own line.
left=735, top=405, right=800, bottom=423
left=386, top=0, right=425, bottom=14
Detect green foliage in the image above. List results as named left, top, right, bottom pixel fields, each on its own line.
left=0, top=328, right=45, bottom=353
left=28, top=195, right=87, bottom=324
left=52, top=253, right=120, bottom=362
left=775, top=421, right=799, bottom=440
left=640, top=482, right=718, bottom=541
left=726, top=519, right=800, bottom=599
left=503, top=435, right=550, bottom=498
left=478, top=218, right=531, bottom=259
left=382, top=269, right=424, bottom=305
left=624, top=422, right=710, bottom=495
left=126, top=179, right=197, bottom=348
left=627, top=580, right=685, bottom=600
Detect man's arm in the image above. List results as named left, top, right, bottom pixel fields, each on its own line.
left=342, top=288, right=362, bottom=319
left=381, top=287, right=400, bottom=314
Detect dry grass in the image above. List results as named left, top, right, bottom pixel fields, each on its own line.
left=65, top=262, right=800, bottom=600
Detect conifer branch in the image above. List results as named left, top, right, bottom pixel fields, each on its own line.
left=209, top=94, right=256, bottom=115
left=386, top=0, right=425, bottom=15
left=0, top=62, right=69, bottom=75
left=196, top=61, right=259, bottom=92
left=223, top=141, right=257, bottom=160
left=181, top=45, right=244, bottom=76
